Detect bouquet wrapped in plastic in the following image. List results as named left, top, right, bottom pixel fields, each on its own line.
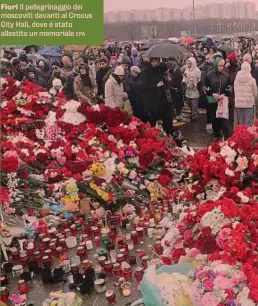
left=42, top=291, right=82, bottom=306
left=141, top=263, right=200, bottom=306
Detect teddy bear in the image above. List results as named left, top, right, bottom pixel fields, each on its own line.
left=61, top=100, right=85, bottom=126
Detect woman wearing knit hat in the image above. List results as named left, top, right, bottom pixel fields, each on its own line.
left=105, top=66, right=128, bottom=109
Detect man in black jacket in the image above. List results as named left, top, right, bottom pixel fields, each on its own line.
left=142, top=58, right=174, bottom=136
left=96, top=57, right=110, bottom=98
left=128, top=66, right=148, bottom=122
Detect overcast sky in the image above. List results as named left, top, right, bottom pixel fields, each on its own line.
left=104, top=0, right=258, bottom=12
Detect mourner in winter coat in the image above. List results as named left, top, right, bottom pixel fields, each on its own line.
left=234, top=62, right=257, bottom=126
left=105, top=66, right=128, bottom=109
left=204, top=57, right=232, bottom=140
left=74, top=64, right=97, bottom=104
left=183, top=57, right=201, bottom=121
left=128, top=66, right=147, bottom=122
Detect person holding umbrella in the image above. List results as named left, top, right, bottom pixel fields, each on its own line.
left=142, top=57, right=174, bottom=136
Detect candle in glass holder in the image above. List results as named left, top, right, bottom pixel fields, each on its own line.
left=122, top=264, right=132, bottom=280
left=70, top=224, right=78, bottom=236
left=80, top=234, right=88, bottom=242
left=17, top=279, right=28, bottom=294
left=142, top=256, right=149, bottom=270
left=101, top=234, right=109, bottom=248
left=91, top=226, right=100, bottom=238
left=44, top=249, right=51, bottom=257
left=86, top=239, right=93, bottom=250
left=82, top=260, right=92, bottom=271
left=144, top=222, right=149, bottom=233
left=64, top=229, right=72, bottom=237
left=94, top=236, right=101, bottom=246
left=77, top=247, right=86, bottom=259
left=135, top=266, right=144, bottom=282
left=116, top=254, right=124, bottom=265
left=42, top=256, right=52, bottom=268
left=75, top=221, right=82, bottom=232
left=12, top=265, right=23, bottom=278
left=83, top=222, right=91, bottom=235
left=131, top=231, right=139, bottom=244
left=98, top=256, right=106, bottom=267
left=59, top=238, right=67, bottom=250
left=26, top=240, right=35, bottom=256
left=109, top=250, right=117, bottom=264
left=113, top=263, right=122, bottom=277
left=116, top=231, right=124, bottom=246
left=50, top=243, right=57, bottom=256
left=0, top=287, right=9, bottom=303
left=71, top=263, right=79, bottom=275
left=94, top=265, right=102, bottom=278
left=20, top=253, right=29, bottom=266
left=33, top=251, right=41, bottom=265
left=121, top=282, right=132, bottom=297
left=155, top=240, right=163, bottom=255
left=149, top=218, right=156, bottom=227
left=94, top=279, right=106, bottom=293
left=42, top=237, right=50, bottom=248
left=137, top=249, right=145, bottom=259
left=105, top=290, right=116, bottom=304
left=136, top=227, right=144, bottom=240
left=11, top=247, right=20, bottom=262
left=104, top=260, right=113, bottom=275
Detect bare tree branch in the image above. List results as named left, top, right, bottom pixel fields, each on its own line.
left=122, top=21, right=138, bottom=43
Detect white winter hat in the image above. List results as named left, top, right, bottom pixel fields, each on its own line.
left=52, top=78, right=62, bottom=87
left=130, top=66, right=141, bottom=74
left=241, top=62, right=251, bottom=72
left=114, top=66, right=125, bottom=76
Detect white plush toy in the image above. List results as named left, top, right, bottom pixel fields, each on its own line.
left=61, top=100, right=86, bottom=125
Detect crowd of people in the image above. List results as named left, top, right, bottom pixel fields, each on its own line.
left=1, top=38, right=258, bottom=142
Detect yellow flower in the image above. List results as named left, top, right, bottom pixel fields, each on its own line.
left=89, top=163, right=106, bottom=177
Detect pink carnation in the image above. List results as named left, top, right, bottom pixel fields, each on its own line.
left=200, top=293, right=219, bottom=306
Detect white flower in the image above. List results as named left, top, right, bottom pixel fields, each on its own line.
left=107, top=135, right=116, bottom=142
left=117, top=162, right=125, bottom=171
left=237, top=191, right=249, bottom=203
left=220, top=145, right=237, bottom=164
left=128, top=170, right=137, bottom=180
left=200, top=207, right=230, bottom=235
left=237, top=288, right=256, bottom=306
left=116, top=139, right=123, bottom=149
left=225, top=168, right=235, bottom=177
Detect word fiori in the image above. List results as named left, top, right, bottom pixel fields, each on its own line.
left=1, top=4, right=18, bottom=10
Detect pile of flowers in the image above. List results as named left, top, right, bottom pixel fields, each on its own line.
left=190, top=261, right=256, bottom=306
left=160, top=124, right=258, bottom=303
left=1, top=78, right=187, bottom=213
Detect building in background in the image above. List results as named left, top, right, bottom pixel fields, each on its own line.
left=104, top=1, right=257, bottom=22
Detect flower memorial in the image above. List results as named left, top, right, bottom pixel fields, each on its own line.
left=2, top=78, right=258, bottom=305
left=160, top=123, right=258, bottom=304
left=1, top=78, right=186, bottom=213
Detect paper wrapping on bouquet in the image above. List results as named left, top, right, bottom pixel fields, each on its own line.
left=140, top=263, right=193, bottom=306
left=216, top=96, right=229, bottom=119
left=79, top=198, right=91, bottom=214
left=123, top=100, right=133, bottom=116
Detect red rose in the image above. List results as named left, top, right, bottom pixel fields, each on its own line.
left=171, top=248, right=186, bottom=263
left=157, top=174, right=172, bottom=186
left=36, top=153, right=48, bottom=163
left=1, top=155, right=19, bottom=172
left=74, top=173, right=83, bottom=181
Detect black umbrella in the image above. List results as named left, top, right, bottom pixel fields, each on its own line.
left=141, top=41, right=159, bottom=51
left=218, top=44, right=235, bottom=55
left=144, top=43, right=184, bottom=59
left=37, top=49, right=62, bottom=58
